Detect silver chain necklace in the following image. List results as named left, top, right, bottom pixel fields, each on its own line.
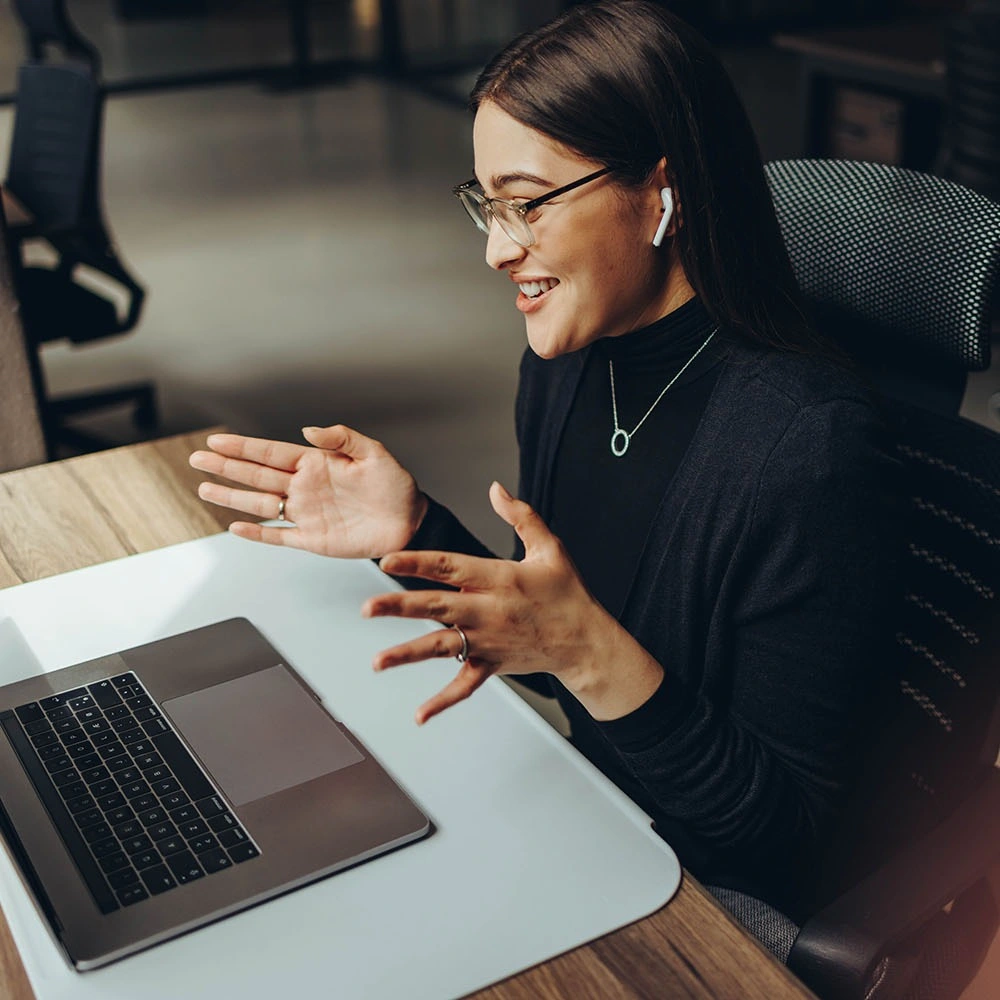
left=609, top=327, right=717, bottom=457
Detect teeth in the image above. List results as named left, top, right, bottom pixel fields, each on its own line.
left=518, top=278, right=558, bottom=298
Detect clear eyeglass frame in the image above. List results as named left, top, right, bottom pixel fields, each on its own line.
left=452, top=167, right=612, bottom=248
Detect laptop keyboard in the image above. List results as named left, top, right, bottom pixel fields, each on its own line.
left=1, top=672, right=260, bottom=914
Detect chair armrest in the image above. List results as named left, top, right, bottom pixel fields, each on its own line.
left=787, top=772, right=1000, bottom=1000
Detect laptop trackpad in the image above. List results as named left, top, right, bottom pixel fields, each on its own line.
left=162, top=665, right=363, bottom=806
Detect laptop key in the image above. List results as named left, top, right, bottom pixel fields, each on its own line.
left=130, top=739, right=154, bottom=756
left=83, top=719, right=111, bottom=735
left=111, top=673, right=136, bottom=688
left=80, top=822, right=113, bottom=844
left=122, top=781, right=151, bottom=800
left=112, top=717, right=140, bottom=734
left=195, top=795, right=226, bottom=819
left=208, top=813, right=238, bottom=833
left=44, top=754, right=73, bottom=774
left=46, top=706, right=73, bottom=722
left=15, top=702, right=44, bottom=724
left=189, top=833, right=219, bottom=854
left=151, top=777, right=180, bottom=796
left=75, top=753, right=101, bottom=770
left=126, top=694, right=152, bottom=710
left=76, top=707, right=101, bottom=724
left=75, top=807, right=102, bottom=828
left=81, top=766, right=110, bottom=784
left=38, top=695, right=67, bottom=711
left=138, top=807, right=167, bottom=826
left=97, top=792, right=126, bottom=811
left=108, top=868, right=140, bottom=890
left=178, top=818, right=208, bottom=839
left=68, top=695, right=95, bottom=712
left=30, top=731, right=58, bottom=748
left=66, top=794, right=96, bottom=814
left=98, top=742, right=127, bottom=759
left=68, top=740, right=95, bottom=757
left=106, top=755, right=133, bottom=773
left=132, top=849, right=161, bottom=869
left=115, top=767, right=141, bottom=784
left=98, top=851, right=130, bottom=874
left=132, top=793, right=157, bottom=812
left=61, top=781, right=88, bottom=800
left=227, top=843, right=260, bottom=864
left=54, top=719, right=81, bottom=735
left=24, top=719, right=52, bottom=736
left=140, top=865, right=176, bottom=895
left=114, top=819, right=142, bottom=840
left=87, top=680, right=122, bottom=710
left=91, top=779, right=119, bottom=797
left=157, top=836, right=185, bottom=857
left=135, top=751, right=163, bottom=770
left=218, top=828, right=248, bottom=849
left=51, top=768, right=80, bottom=787
left=123, top=835, right=153, bottom=855
left=62, top=731, right=88, bottom=746
left=199, top=848, right=233, bottom=874
left=144, top=765, right=171, bottom=783
left=117, top=885, right=149, bottom=907
left=38, top=742, right=65, bottom=761
left=166, top=850, right=204, bottom=884
left=121, top=728, right=147, bottom=745
left=117, top=685, right=141, bottom=700
left=91, top=837, right=121, bottom=859
left=148, top=821, right=178, bottom=842
left=106, top=705, right=130, bottom=721
left=142, top=718, right=170, bottom=738
left=107, top=804, right=136, bottom=825
left=170, top=805, right=199, bottom=825
left=161, top=791, right=189, bottom=811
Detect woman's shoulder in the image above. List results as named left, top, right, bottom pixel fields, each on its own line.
left=718, top=339, right=877, bottom=415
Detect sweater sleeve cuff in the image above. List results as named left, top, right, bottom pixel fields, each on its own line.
left=598, top=672, right=696, bottom=753
left=406, top=495, right=495, bottom=559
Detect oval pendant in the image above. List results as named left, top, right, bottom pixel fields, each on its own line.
left=610, top=429, right=630, bottom=457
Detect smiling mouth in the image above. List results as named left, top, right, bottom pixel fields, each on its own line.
left=517, top=278, right=560, bottom=299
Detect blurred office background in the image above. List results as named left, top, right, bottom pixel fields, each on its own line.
left=0, top=1, right=997, bottom=996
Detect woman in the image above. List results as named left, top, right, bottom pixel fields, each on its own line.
left=190, top=1, right=894, bottom=926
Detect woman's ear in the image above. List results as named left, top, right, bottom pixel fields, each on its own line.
left=650, top=157, right=682, bottom=244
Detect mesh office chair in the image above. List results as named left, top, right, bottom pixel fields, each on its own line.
left=711, top=160, right=1000, bottom=1000
left=4, top=0, right=155, bottom=457
left=764, top=158, right=997, bottom=416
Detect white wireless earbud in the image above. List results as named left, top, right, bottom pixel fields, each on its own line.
left=652, top=187, right=674, bottom=247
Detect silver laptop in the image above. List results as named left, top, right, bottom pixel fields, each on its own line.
left=0, top=617, right=431, bottom=969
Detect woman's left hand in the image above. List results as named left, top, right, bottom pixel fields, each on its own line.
left=364, top=481, right=624, bottom=725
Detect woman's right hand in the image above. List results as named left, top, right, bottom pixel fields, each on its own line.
left=189, top=425, right=428, bottom=559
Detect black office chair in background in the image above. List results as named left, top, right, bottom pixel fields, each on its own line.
left=714, top=159, right=1000, bottom=1000
left=3, top=0, right=155, bottom=458
left=765, top=158, right=996, bottom=417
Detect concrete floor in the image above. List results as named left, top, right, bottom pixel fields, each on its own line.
left=1, top=3, right=998, bottom=996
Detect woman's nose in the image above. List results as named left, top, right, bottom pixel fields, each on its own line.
left=485, top=218, right=527, bottom=271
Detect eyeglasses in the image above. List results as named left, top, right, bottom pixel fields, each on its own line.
left=452, top=167, right=612, bottom=248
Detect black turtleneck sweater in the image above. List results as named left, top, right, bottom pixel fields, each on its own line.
left=548, top=297, right=724, bottom=620
left=403, top=299, right=896, bottom=920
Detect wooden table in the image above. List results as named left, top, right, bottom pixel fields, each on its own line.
left=0, top=430, right=815, bottom=1000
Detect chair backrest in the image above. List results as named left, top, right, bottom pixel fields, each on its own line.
left=12, top=0, right=101, bottom=71
left=764, top=159, right=1000, bottom=414
left=5, top=62, right=103, bottom=234
left=0, top=202, right=47, bottom=471
left=818, top=400, right=1000, bottom=903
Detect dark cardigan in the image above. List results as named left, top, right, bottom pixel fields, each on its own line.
left=404, top=338, right=897, bottom=919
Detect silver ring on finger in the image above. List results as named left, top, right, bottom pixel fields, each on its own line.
left=449, top=623, right=469, bottom=663
left=276, top=496, right=287, bottom=521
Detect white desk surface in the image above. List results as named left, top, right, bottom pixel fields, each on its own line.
left=0, top=532, right=680, bottom=1000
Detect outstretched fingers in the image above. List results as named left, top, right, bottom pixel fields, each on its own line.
left=377, top=550, right=502, bottom=591
left=414, top=662, right=491, bottom=725
left=197, top=482, right=286, bottom=519
left=201, top=433, right=307, bottom=472
left=189, top=451, right=292, bottom=496
left=372, top=627, right=466, bottom=672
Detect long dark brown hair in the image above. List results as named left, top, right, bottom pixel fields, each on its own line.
left=470, top=0, right=819, bottom=354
